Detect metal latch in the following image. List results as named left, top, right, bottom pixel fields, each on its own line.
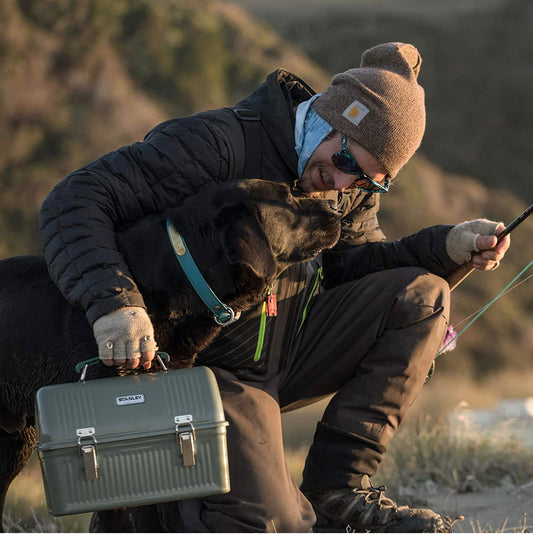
left=175, top=415, right=196, bottom=467
left=77, top=427, right=98, bottom=481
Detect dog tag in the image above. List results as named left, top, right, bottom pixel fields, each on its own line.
left=266, top=292, right=277, bottom=317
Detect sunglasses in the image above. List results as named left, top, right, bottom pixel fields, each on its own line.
left=331, top=134, right=390, bottom=193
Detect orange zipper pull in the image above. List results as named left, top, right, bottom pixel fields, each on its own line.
left=265, top=289, right=277, bottom=317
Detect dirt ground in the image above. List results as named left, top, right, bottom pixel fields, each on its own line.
left=424, top=483, right=532, bottom=533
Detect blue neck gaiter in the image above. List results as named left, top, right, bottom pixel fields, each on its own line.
left=294, top=94, right=334, bottom=178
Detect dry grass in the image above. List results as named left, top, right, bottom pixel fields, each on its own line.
left=375, top=415, right=533, bottom=492
left=283, top=412, right=533, bottom=491
left=3, top=455, right=91, bottom=533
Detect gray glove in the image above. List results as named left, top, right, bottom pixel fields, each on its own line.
left=445, top=218, right=500, bottom=265
left=93, top=307, right=158, bottom=365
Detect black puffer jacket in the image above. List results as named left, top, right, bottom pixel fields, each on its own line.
left=40, top=69, right=456, bottom=327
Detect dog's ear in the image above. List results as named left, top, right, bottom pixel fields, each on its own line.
left=217, top=206, right=278, bottom=281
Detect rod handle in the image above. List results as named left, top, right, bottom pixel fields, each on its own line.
left=447, top=259, right=475, bottom=291
left=446, top=203, right=533, bottom=291
left=447, top=222, right=510, bottom=290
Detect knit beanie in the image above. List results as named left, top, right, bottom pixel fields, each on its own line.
left=313, top=42, right=425, bottom=178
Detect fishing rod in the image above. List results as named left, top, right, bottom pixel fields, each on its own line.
left=447, top=202, right=533, bottom=291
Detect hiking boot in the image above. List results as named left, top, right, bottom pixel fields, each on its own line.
left=306, top=475, right=456, bottom=532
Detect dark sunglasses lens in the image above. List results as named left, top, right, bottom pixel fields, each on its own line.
left=331, top=153, right=358, bottom=174
left=332, top=148, right=388, bottom=193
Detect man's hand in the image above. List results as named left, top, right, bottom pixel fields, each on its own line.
left=446, top=219, right=510, bottom=271
left=93, top=307, right=157, bottom=369
left=472, top=222, right=510, bottom=270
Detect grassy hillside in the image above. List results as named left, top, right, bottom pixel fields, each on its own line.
left=231, top=0, right=533, bottom=200
left=0, top=0, right=328, bottom=258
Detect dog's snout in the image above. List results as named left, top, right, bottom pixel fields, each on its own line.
left=327, top=199, right=338, bottom=211
left=308, top=198, right=339, bottom=213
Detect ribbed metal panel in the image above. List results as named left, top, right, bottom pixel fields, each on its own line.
left=40, top=430, right=229, bottom=515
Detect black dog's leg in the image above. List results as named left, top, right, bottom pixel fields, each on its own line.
left=128, top=505, right=166, bottom=533
left=90, top=505, right=166, bottom=533
left=0, top=425, right=36, bottom=533
left=89, top=509, right=133, bottom=533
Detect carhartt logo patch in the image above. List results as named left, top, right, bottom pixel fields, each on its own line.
left=342, top=100, right=369, bottom=126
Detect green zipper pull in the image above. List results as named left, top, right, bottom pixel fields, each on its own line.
left=254, top=286, right=275, bottom=362
left=254, top=301, right=267, bottom=362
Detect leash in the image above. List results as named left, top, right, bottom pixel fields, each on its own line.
left=166, top=220, right=241, bottom=326
left=75, top=351, right=170, bottom=377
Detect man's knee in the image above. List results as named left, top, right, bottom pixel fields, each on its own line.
left=382, top=268, right=450, bottom=330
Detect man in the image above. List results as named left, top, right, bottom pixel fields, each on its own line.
left=40, top=42, right=509, bottom=532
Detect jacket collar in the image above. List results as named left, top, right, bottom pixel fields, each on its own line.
left=237, top=69, right=316, bottom=177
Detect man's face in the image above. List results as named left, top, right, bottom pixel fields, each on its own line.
left=298, top=131, right=389, bottom=194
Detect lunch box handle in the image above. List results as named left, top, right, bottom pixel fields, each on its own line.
left=75, top=351, right=171, bottom=378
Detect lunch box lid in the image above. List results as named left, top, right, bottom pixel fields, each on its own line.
left=36, top=366, right=226, bottom=448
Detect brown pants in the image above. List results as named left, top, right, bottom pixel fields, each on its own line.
left=158, top=267, right=450, bottom=532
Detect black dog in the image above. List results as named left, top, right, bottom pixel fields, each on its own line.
left=0, top=179, right=340, bottom=531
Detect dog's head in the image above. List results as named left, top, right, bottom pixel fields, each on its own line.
left=121, top=180, right=340, bottom=314
left=210, top=180, right=341, bottom=280
left=115, top=181, right=340, bottom=363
